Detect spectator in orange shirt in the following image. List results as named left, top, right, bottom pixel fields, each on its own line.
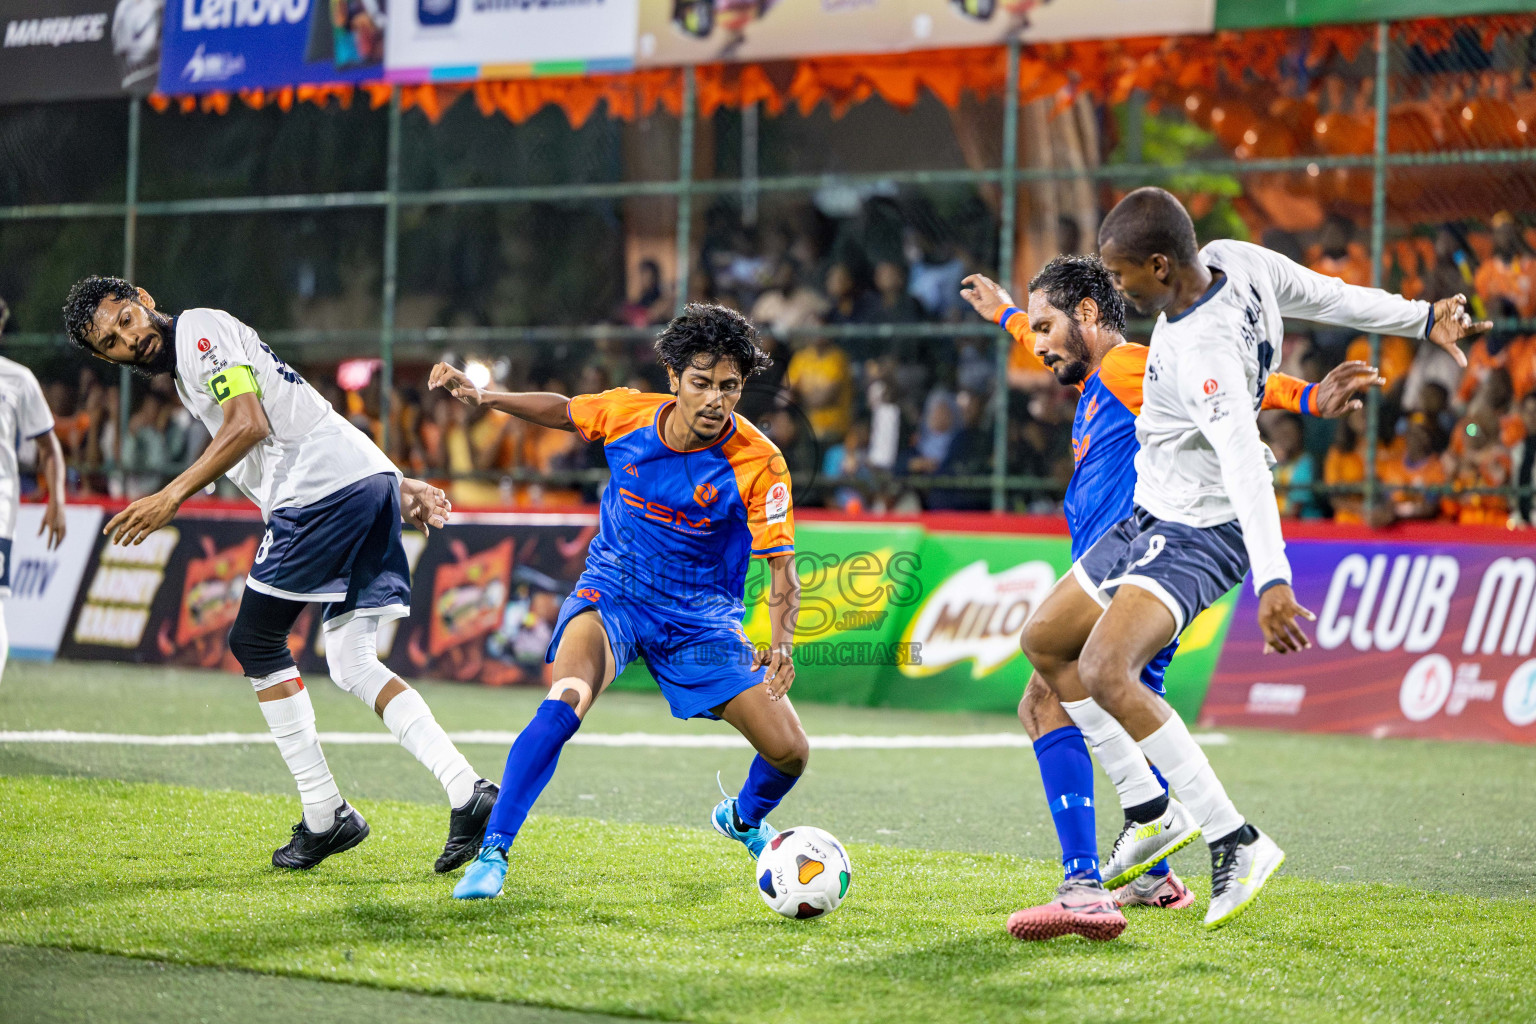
left=1510, top=391, right=1536, bottom=528
left=1457, top=299, right=1536, bottom=405
left=1381, top=414, right=1455, bottom=521
left=1474, top=212, right=1536, bottom=319
left=1308, top=214, right=1374, bottom=287
left=1324, top=410, right=1368, bottom=524
left=1452, top=410, right=1512, bottom=526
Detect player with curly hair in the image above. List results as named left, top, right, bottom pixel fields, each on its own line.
left=431, top=302, right=806, bottom=900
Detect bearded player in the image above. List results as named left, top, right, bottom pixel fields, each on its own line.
left=63, top=276, right=498, bottom=872
left=962, top=255, right=1380, bottom=939
left=430, top=303, right=806, bottom=901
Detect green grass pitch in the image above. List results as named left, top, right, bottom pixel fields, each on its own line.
left=2, top=662, right=1534, bottom=1023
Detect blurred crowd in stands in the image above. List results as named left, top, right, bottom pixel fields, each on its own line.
left=12, top=202, right=1536, bottom=526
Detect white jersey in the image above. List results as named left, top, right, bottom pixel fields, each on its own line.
left=0, top=356, right=55, bottom=542
left=172, top=309, right=397, bottom=520
left=1133, top=239, right=1432, bottom=592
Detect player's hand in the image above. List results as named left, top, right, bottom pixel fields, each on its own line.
left=1427, top=295, right=1492, bottom=369
left=959, top=273, right=1016, bottom=323
left=103, top=490, right=179, bottom=547
left=400, top=477, right=451, bottom=536
left=1258, top=583, right=1315, bottom=654
left=754, top=642, right=795, bottom=700
left=1311, top=360, right=1385, bottom=417
left=39, top=500, right=66, bottom=550
left=428, top=362, right=483, bottom=406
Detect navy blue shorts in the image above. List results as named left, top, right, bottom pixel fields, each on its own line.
left=1072, top=506, right=1248, bottom=642
left=546, top=573, right=764, bottom=721
left=247, top=472, right=412, bottom=628
left=0, top=536, right=12, bottom=598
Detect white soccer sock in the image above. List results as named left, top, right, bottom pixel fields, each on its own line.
left=381, top=688, right=478, bottom=808
left=0, top=599, right=10, bottom=687
left=1137, top=712, right=1245, bottom=843
left=1061, top=696, right=1166, bottom=810
left=258, top=685, right=343, bottom=832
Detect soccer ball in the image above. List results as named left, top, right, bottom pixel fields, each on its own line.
left=755, top=826, right=851, bottom=919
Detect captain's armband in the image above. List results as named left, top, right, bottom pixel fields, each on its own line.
left=208, top=365, right=261, bottom=404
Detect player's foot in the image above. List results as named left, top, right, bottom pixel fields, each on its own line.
left=1204, top=824, right=1285, bottom=930
left=435, top=779, right=499, bottom=874
left=1102, top=798, right=1202, bottom=889
left=711, top=797, right=779, bottom=859
left=271, top=801, right=369, bottom=870
left=1006, top=878, right=1127, bottom=941
left=452, top=845, right=508, bottom=900
left=1114, top=870, right=1194, bottom=909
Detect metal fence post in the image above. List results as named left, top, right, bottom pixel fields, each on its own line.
left=992, top=37, right=1021, bottom=513
left=1365, top=20, right=1389, bottom=525
left=119, top=97, right=140, bottom=493
left=380, top=87, right=401, bottom=454
left=674, top=66, right=696, bottom=319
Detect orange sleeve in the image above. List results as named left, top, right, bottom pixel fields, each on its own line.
left=997, top=304, right=1031, bottom=345
left=566, top=388, right=663, bottom=443
left=725, top=428, right=794, bottom=557
left=1097, top=344, right=1147, bottom=415
left=1261, top=373, right=1309, bottom=414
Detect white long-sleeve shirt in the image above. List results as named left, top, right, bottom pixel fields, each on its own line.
left=1133, top=239, right=1433, bottom=593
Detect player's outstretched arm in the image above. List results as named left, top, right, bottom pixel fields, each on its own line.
left=428, top=362, right=574, bottom=431
left=104, top=391, right=270, bottom=545
left=400, top=477, right=451, bottom=536
left=960, top=273, right=1015, bottom=324
left=753, top=553, right=799, bottom=701
left=1263, top=361, right=1386, bottom=418
left=35, top=428, right=67, bottom=549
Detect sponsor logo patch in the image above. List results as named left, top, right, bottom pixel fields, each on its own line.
left=764, top=481, right=789, bottom=525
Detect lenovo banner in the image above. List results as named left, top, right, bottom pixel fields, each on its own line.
left=0, top=0, right=162, bottom=104
left=158, top=0, right=385, bottom=93
left=1204, top=539, right=1536, bottom=744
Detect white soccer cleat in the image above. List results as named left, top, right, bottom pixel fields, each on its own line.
left=1101, top=798, right=1203, bottom=889
left=1204, top=825, right=1285, bottom=930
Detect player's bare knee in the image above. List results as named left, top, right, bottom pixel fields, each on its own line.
left=1019, top=615, right=1067, bottom=673
left=1018, top=677, right=1053, bottom=737
left=1077, top=643, right=1134, bottom=713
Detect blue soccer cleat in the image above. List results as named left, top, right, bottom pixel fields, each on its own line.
left=711, top=797, right=779, bottom=859
left=453, top=845, right=508, bottom=900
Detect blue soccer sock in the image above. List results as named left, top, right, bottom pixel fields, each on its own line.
left=483, top=699, right=581, bottom=850
left=1034, top=725, right=1099, bottom=882
left=1145, top=763, right=1172, bottom=878
left=735, top=754, right=798, bottom=828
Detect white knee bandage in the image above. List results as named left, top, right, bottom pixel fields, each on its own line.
left=324, top=615, right=398, bottom=707
left=250, top=666, right=301, bottom=692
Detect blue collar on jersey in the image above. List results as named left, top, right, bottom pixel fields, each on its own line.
left=1165, top=268, right=1227, bottom=323
left=653, top=399, right=738, bottom=453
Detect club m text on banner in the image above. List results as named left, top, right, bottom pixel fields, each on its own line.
left=0, top=0, right=162, bottom=104
left=385, top=0, right=637, bottom=83
left=635, top=0, right=1214, bottom=67
left=158, top=0, right=385, bottom=94
left=3, top=505, right=102, bottom=660
left=1205, top=538, right=1536, bottom=744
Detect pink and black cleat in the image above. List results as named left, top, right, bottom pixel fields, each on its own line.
left=1113, top=870, right=1195, bottom=910
left=1006, top=879, right=1128, bottom=941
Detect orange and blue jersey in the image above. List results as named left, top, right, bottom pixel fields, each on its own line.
left=550, top=388, right=794, bottom=720
left=998, top=307, right=1315, bottom=559
left=567, top=387, right=794, bottom=619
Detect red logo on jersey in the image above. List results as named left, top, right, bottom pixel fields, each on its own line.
left=197, top=338, right=212, bottom=353
left=1203, top=379, right=1219, bottom=396
left=576, top=588, right=601, bottom=602
left=694, top=482, right=718, bottom=507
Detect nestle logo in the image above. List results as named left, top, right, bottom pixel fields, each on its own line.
left=1246, top=682, right=1305, bottom=715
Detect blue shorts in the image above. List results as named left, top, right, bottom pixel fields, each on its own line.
left=246, top=472, right=412, bottom=629
left=1072, top=506, right=1248, bottom=643
left=0, top=536, right=12, bottom=598
left=546, top=574, right=763, bottom=721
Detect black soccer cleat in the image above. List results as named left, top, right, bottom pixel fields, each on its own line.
left=271, top=801, right=370, bottom=870
left=435, top=779, right=500, bottom=874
